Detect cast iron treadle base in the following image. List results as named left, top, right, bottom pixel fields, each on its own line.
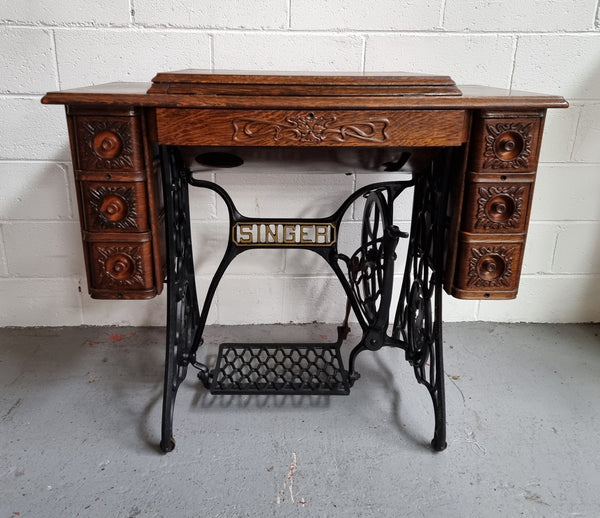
left=199, top=342, right=350, bottom=395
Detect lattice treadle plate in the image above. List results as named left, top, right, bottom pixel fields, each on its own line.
left=206, top=343, right=350, bottom=395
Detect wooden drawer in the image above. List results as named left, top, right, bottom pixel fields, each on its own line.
left=451, top=234, right=525, bottom=300
left=86, top=234, right=156, bottom=299
left=154, top=108, right=468, bottom=147
left=468, top=112, right=544, bottom=173
left=65, top=107, right=165, bottom=300
left=80, top=180, right=149, bottom=232
left=461, top=176, right=534, bottom=234
left=73, top=114, right=144, bottom=171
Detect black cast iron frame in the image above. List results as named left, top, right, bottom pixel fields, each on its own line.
left=158, top=144, right=454, bottom=454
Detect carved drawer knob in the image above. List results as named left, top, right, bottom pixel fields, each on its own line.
left=494, top=131, right=524, bottom=161
left=93, top=130, right=123, bottom=159
left=485, top=194, right=515, bottom=223
left=106, top=253, right=135, bottom=280
left=99, top=194, right=127, bottom=222
left=501, top=139, right=515, bottom=152
left=491, top=202, right=507, bottom=214
left=481, top=259, right=497, bottom=273
left=477, top=254, right=505, bottom=281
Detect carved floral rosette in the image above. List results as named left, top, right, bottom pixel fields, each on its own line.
left=82, top=120, right=134, bottom=169
left=232, top=114, right=389, bottom=144
left=96, top=245, right=145, bottom=288
left=483, top=122, right=533, bottom=169
left=475, top=185, right=524, bottom=230
left=89, top=185, right=137, bottom=230
left=467, top=245, right=514, bottom=288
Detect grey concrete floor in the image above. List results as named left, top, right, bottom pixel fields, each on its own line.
left=1, top=323, right=599, bottom=517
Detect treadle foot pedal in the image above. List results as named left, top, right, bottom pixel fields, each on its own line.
left=200, top=342, right=350, bottom=395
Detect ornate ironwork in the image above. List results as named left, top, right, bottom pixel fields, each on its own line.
left=207, top=334, right=350, bottom=395
left=159, top=146, right=201, bottom=453
left=158, top=145, right=454, bottom=453
left=392, top=150, right=454, bottom=451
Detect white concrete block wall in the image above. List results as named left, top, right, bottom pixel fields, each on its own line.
left=0, top=1, right=599, bottom=325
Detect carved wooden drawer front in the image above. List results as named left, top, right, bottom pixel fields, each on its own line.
left=452, top=235, right=525, bottom=299
left=73, top=114, right=144, bottom=171
left=462, top=178, right=533, bottom=234
left=468, top=113, right=543, bottom=173
left=155, top=108, right=468, bottom=147
left=87, top=237, right=155, bottom=298
left=446, top=110, right=547, bottom=300
left=65, top=107, right=165, bottom=300
left=80, top=180, right=149, bottom=232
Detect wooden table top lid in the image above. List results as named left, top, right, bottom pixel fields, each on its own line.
left=41, top=70, right=567, bottom=110
left=147, top=69, right=463, bottom=97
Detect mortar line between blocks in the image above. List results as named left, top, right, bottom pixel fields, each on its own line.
left=0, top=159, right=74, bottom=164
left=518, top=273, right=600, bottom=279
left=0, top=93, right=50, bottom=99
left=209, top=34, right=215, bottom=71
left=438, top=0, right=449, bottom=29
left=0, top=225, right=7, bottom=274
left=508, top=35, right=519, bottom=93
left=50, top=29, right=62, bottom=89
left=209, top=29, right=598, bottom=36
left=569, top=106, right=585, bottom=162
left=360, top=35, right=367, bottom=72
left=76, top=279, right=85, bottom=324
left=550, top=228, right=561, bottom=272
left=129, top=0, right=136, bottom=25
left=2, top=23, right=598, bottom=35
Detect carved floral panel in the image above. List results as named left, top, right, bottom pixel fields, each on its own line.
left=96, top=245, right=145, bottom=288
left=232, top=114, right=389, bottom=144
left=475, top=185, right=525, bottom=231
left=483, top=122, right=533, bottom=170
left=467, top=245, right=515, bottom=288
left=88, top=185, right=137, bottom=230
left=79, top=120, right=135, bottom=170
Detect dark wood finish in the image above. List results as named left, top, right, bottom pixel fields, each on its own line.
left=462, top=178, right=534, bottom=234
left=468, top=111, right=544, bottom=173
left=452, top=234, right=526, bottom=299
left=149, top=69, right=463, bottom=97
left=445, top=109, right=547, bottom=299
left=42, top=81, right=568, bottom=110
left=42, top=71, right=567, bottom=301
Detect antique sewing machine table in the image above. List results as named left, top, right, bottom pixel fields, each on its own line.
left=42, top=71, right=567, bottom=452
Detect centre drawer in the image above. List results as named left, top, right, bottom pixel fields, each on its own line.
left=154, top=108, right=468, bottom=147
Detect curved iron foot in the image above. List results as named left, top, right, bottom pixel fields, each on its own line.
left=160, top=437, right=176, bottom=453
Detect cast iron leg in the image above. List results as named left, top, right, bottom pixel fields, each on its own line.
left=392, top=149, right=454, bottom=451
left=159, top=146, right=200, bottom=452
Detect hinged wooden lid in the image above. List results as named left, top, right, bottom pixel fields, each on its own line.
left=148, top=69, right=463, bottom=97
